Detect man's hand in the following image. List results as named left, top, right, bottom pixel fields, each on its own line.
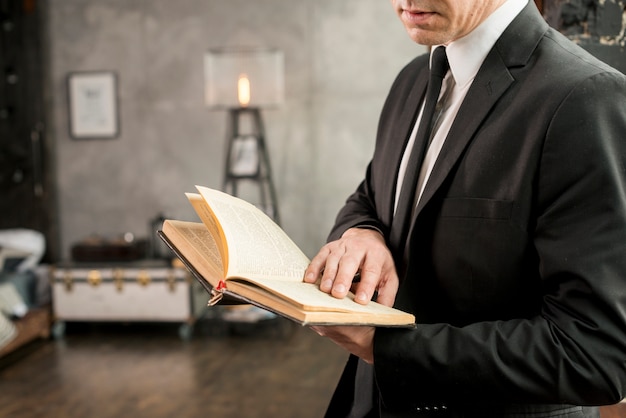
left=304, top=228, right=399, bottom=307
left=311, top=325, right=376, bottom=364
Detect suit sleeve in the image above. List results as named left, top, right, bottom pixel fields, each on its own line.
left=326, top=163, right=385, bottom=242
left=327, top=56, right=427, bottom=243
left=373, top=71, right=626, bottom=407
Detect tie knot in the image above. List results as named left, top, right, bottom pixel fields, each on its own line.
left=430, top=46, right=449, bottom=79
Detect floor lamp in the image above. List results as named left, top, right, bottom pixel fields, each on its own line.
left=204, top=47, right=284, bottom=224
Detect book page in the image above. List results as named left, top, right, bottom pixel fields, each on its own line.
left=229, top=277, right=400, bottom=314
left=187, top=193, right=228, bottom=275
left=226, top=278, right=415, bottom=326
left=196, top=186, right=309, bottom=281
left=162, top=220, right=224, bottom=287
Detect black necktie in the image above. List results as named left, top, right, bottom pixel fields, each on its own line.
left=347, top=47, right=450, bottom=418
left=389, top=46, right=449, bottom=251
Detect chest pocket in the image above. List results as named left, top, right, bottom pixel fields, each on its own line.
left=430, top=197, right=538, bottom=321
left=439, top=197, right=513, bottom=220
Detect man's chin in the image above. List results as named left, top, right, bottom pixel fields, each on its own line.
left=405, top=28, right=448, bottom=46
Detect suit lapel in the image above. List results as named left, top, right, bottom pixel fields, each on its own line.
left=411, top=1, right=548, bottom=220
left=385, top=66, right=429, bottom=222
left=414, top=54, right=514, bottom=216
left=392, top=69, right=429, bottom=169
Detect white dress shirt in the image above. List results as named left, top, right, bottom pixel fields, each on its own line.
left=394, top=0, right=528, bottom=213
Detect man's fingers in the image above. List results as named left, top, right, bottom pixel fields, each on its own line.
left=352, top=264, right=382, bottom=304
left=308, top=325, right=376, bottom=364
left=304, top=246, right=330, bottom=283
left=303, top=228, right=398, bottom=307
left=320, top=246, right=345, bottom=292
left=330, top=255, right=361, bottom=299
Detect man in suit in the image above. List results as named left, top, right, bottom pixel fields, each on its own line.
left=303, top=0, right=626, bottom=416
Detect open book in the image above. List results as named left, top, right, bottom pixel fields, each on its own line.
left=159, top=186, right=415, bottom=327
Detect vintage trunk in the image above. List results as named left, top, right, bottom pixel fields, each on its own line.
left=50, top=259, right=207, bottom=339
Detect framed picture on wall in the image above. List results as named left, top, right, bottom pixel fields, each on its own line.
left=229, top=135, right=260, bottom=177
left=68, top=71, right=119, bottom=139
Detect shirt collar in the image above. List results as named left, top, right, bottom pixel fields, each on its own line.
left=430, top=0, right=528, bottom=89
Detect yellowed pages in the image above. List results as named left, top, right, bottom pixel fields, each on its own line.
left=195, top=186, right=310, bottom=281
left=186, top=193, right=228, bottom=275
left=227, top=277, right=411, bottom=314
left=226, top=279, right=415, bottom=326
left=161, top=220, right=223, bottom=288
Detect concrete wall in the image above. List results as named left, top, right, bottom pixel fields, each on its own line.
left=47, top=0, right=424, bottom=259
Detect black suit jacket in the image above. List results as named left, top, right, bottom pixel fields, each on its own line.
left=326, top=2, right=626, bottom=417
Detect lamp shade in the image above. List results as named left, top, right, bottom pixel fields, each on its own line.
left=204, top=47, right=285, bottom=108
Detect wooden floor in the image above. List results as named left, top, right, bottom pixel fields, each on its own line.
left=0, top=318, right=347, bottom=418
left=602, top=402, right=626, bottom=418
left=2, top=318, right=626, bottom=418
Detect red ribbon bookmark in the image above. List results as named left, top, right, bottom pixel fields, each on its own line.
left=208, top=280, right=227, bottom=306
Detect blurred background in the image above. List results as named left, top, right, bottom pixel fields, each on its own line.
left=0, top=1, right=421, bottom=416
left=1, top=0, right=625, bottom=417
left=19, top=0, right=421, bottom=261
